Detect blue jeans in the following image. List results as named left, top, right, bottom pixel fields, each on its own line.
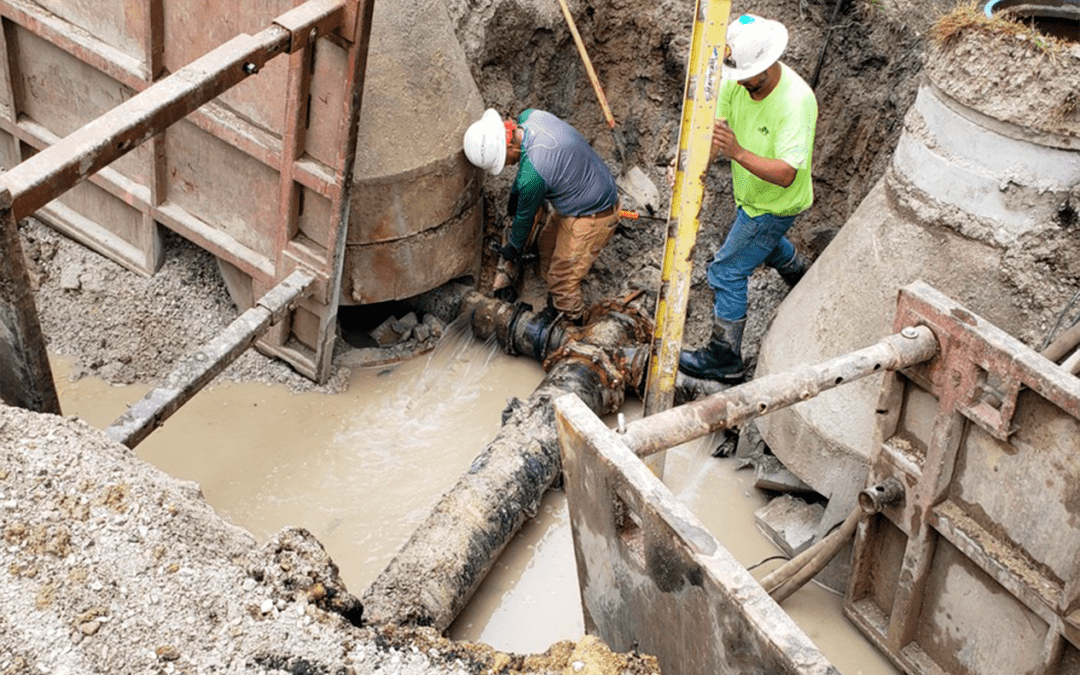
left=707, top=207, right=798, bottom=322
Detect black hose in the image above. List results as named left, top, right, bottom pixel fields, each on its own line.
left=810, top=0, right=848, bottom=90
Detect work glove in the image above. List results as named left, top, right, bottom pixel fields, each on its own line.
left=507, top=191, right=519, bottom=218
left=497, top=243, right=522, bottom=263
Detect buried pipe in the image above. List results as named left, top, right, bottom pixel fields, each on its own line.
left=760, top=479, right=905, bottom=604
left=1043, top=322, right=1080, bottom=364
left=360, top=292, right=650, bottom=631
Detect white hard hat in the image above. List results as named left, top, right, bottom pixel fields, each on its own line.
left=463, top=108, right=507, bottom=176
left=722, top=14, right=788, bottom=81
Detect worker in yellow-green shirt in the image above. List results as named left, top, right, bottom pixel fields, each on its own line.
left=679, top=13, right=818, bottom=383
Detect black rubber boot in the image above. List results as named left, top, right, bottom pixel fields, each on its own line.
left=678, top=316, right=746, bottom=382
left=775, top=250, right=808, bottom=288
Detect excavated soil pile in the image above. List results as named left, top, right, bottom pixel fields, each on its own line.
left=4, top=0, right=963, bottom=670
left=0, top=405, right=661, bottom=675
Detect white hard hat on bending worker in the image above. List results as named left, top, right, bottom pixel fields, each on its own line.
left=463, top=108, right=509, bottom=176
left=462, top=107, right=620, bottom=332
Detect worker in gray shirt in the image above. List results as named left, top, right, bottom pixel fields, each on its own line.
left=464, top=108, right=620, bottom=325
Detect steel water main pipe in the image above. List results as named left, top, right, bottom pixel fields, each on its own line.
left=361, top=293, right=650, bottom=631
left=622, top=325, right=938, bottom=457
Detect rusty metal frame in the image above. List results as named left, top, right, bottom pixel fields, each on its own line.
left=0, top=0, right=375, bottom=382
left=846, top=281, right=1080, bottom=675
left=0, top=187, right=59, bottom=413
left=556, top=391, right=842, bottom=675
left=552, top=289, right=946, bottom=675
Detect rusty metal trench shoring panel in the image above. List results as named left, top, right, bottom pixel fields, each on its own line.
left=848, top=282, right=1080, bottom=675
left=556, top=281, right=1080, bottom=675
left=0, top=0, right=374, bottom=384
left=555, top=292, right=938, bottom=675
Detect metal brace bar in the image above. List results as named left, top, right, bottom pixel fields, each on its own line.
left=274, top=0, right=347, bottom=53
left=103, top=269, right=316, bottom=449
left=623, top=325, right=938, bottom=457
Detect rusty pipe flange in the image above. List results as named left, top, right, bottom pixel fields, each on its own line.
left=613, top=345, right=651, bottom=396
left=583, top=298, right=655, bottom=344
left=543, top=341, right=628, bottom=391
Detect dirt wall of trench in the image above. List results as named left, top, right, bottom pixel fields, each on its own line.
left=446, top=0, right=943, bottom=356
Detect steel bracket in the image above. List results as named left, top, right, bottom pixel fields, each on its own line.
left=255, top=269, right=316, bottom=324
left=273, top=0, right=348, bottom=53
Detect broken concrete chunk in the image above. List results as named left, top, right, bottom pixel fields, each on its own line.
left=754, top=494, right=824, bottom=558
left=753, top=454, right=816, bottom=495
left=60, top=264, right=83, bottom=291
left=370, top=316, right=409, bottom=346
left=397, top=312, right=419, bottom=331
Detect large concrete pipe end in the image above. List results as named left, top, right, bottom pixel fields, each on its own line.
left=341, top=0, right=484, bottom=306
left=754, top=18, right=1080, bottom=528
left=219, top=0, right=485, bottom=320
left=984, top=0, right=1080, bottom=43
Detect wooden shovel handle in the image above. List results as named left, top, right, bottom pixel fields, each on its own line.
left=556, top=0, right=616, bottom=128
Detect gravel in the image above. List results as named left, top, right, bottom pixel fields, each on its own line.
left=20, top=218, right=352, bottom=394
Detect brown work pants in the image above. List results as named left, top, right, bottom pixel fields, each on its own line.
left=532, top=203, right=620, bottom=320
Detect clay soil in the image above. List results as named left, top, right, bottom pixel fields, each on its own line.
left=4, top=0, right=973, bottom=672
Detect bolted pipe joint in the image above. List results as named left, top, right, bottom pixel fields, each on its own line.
left=859, top=477, right=905, bottom=514
left=513, top=308, right=569, bottom=361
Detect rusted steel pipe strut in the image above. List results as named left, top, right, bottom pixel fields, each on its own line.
left=621, top=325, right=939, bottom=457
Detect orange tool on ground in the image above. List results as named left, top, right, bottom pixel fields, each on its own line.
left=619, top=209, right=665, bottom=221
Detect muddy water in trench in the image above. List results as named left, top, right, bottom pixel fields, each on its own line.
left=54, top=324, right=896, bottom=674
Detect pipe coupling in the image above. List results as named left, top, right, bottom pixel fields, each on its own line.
left=544, top=341, right=626, bottom=390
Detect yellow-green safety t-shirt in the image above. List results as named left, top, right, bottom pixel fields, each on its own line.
left=715, top=62, right=817, bottom=218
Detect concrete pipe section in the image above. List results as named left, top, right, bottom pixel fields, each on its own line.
left=338, top=0, right=485, bottom=305
left=984, top=0, right=1080, bottom=42
left=754, top=24, right=1080, bottom=530
left=215, top=0, right=486, bottom=309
